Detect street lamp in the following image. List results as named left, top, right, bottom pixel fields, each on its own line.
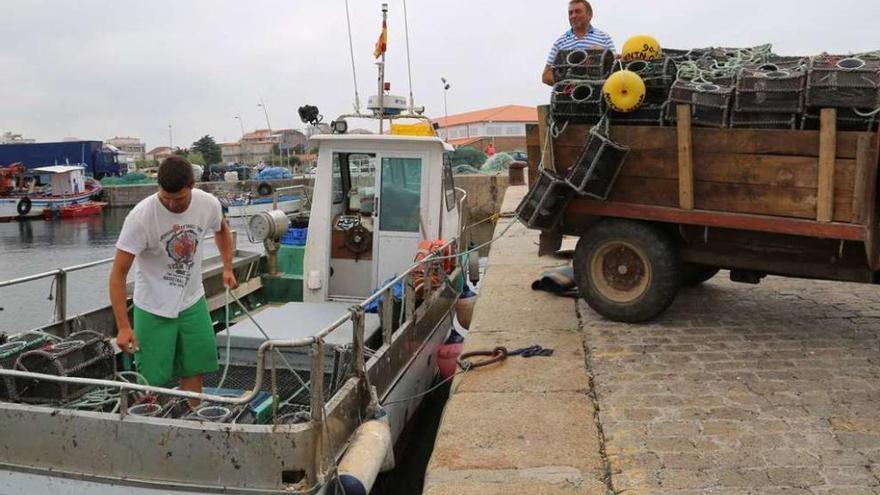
left=257, top=98, right=273, bottom=165
left=257, top=98, right=272, bottom=133
left=441, top=78, right=451, bottom=140
left=234, top=114, right=245, bottom=136
left=168, top=123, right=173, bottom=151
left=234, top=115, right=248, bottom=165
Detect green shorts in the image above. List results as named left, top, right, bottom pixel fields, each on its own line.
left=133, top=297, right=218, bottom=386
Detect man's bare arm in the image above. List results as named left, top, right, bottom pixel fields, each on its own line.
left=542, top=65, right=555, bottom=86
left=214, top=219, right=238, bottom=288
left=109, top=249, right=138, bottom=353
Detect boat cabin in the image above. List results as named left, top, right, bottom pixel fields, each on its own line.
left=31, top=165, right=88, bottom=196
left=303, top=134, right=460, bottom=302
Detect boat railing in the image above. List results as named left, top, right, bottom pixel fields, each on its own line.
left=0, top=336, right=315, bottom=413
left=271, top=184, right=307, bottom=210
left=0, top=231, right=240, bottom=334
left=0, top=236, right=464, bottom=424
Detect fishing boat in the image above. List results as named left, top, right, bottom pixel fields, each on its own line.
left=0, top=127, right=470, bottom=494
left=0, top=74, right=482, bottom=495
left=42, top=202, right=107, bottom=220
left=220, top=192, right=303, bottom=217
left=0, top=164, right=103, bottom=221
left=0, top=5, right=478, bottom=492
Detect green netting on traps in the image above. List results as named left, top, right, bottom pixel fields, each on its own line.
left=481, top=153, right=514, bottom=173
left=101, top=172, right=156, bottom=186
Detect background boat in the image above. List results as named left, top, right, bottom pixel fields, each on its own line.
left=221, top=193, right=302, bottom=217
left=0, top=165, right=102, bottom=221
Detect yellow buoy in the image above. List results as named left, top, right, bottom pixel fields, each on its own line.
left=621, top=35, right=662, bottom=62
left=603, top=71, right=647, bottom=113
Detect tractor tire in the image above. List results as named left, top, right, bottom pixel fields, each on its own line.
left=681, top=263, right=720, bottom=287
left=573, top=219, right=680, bottom=323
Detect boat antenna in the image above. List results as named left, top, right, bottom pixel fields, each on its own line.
left=344, top=0, right=362, bottom=114
left=377, top=3, right=388, bottom=135
left=402, top=0, right=415, bottom=113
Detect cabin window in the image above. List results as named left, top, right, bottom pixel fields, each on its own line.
left=443, top=153, right=456, bottom=212
left=379, top=158, right=422, bottom=232
left=332, top=153, right=377, bottom=212
left=331, top=154, right=344, bottom=205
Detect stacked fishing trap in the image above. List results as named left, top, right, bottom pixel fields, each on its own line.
left=521, top=44, right=880, bottom=232
left=550, top=49, right=615, bottom=124
left=9, top=331, right=115, bottom=404
left=548, top=45, right=880, bottom=131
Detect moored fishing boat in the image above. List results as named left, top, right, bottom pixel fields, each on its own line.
left=0, top=5, right=479, bottom=492
left=0, top=104, right=476, bottom=495
left=42, top=201, right=107, bottom=220
left=221, top=192, right=303, bottom=217
left=0, top=164, right=102, bottom=221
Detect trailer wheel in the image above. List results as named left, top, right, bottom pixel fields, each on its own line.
left=574, top=220, right=680, bottom=323
left=681, top=263, right=720, bottom=286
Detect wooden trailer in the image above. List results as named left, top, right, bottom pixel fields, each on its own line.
left=526, top=104, right=880, bottom=322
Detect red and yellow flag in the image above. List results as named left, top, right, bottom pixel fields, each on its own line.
left=373, top=20, right=387, bottom=59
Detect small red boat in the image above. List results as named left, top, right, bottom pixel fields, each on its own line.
left=43, top=202, right=106, bottom=220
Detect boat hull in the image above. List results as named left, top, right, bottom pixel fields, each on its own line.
left=225, top=197, right=302, bottom=218
left=0, top=272, right=459, bottom=494
left=0, top=189, right=100, bottom=221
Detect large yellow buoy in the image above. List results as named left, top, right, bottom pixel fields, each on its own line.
left=621, top=35, right=662, bottom=62
left=603, top=70, right=646, bottom=113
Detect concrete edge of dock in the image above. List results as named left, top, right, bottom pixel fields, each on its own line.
left=423, top=185, right=610, bottom=494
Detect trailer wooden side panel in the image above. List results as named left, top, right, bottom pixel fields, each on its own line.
left=553, top=124, right=877, bottom=224
left=554, top=126, right=868, bottom=159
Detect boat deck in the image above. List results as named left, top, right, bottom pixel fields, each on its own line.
left=217, top=302, right=381, bottom=369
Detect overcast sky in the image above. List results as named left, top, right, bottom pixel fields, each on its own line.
left=1, top=0, right=878, bottom=150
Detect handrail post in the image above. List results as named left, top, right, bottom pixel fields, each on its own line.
left=119, top=389, right=128, bottom=419
left=349, top=306, right=366, bottom=378
left=379, top=286, right=394, bottom=343
left=424, top=261, right=434, bottom=301
left=55, top=269, right=68, bottom=337
left=404, top=272, right=416, bottom=321
left=309, top=339, right=326, bottom=482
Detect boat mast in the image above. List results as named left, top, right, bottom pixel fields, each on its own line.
left=378, top=3, right=388, bottom=134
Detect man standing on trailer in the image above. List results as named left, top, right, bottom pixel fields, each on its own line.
left=109, top=156, right=237, bottom=402
left=543, top=0, right=616, bottom=86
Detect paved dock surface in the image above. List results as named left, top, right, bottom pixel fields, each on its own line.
left=424, top=185, right=880, bottom=494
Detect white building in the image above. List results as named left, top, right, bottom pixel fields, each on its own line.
left=432, top=105, right=537, bottom=153
left=106, top=137, right=146, bottom=167
left=1, top=132, right=36, bottom=144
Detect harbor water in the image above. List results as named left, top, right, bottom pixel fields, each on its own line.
left=0, top=207, right=261, bottom=332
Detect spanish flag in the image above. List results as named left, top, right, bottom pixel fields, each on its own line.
left=373, top=20, right=387, bottom=59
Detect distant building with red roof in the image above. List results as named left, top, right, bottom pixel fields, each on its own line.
left=433, top=105, right=538, bottom=153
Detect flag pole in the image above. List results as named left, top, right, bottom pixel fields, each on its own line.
left=378, top=3, right=388, bottom=135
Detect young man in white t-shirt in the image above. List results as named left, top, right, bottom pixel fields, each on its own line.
left=109, top=156, right=237, bottom=402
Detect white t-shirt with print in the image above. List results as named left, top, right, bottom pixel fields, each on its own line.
left=116, top=188, right=223, bottom=318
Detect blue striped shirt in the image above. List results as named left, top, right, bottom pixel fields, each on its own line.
left=546, top=26, right=616, bottom=65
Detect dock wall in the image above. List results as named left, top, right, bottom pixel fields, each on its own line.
left=101, top=179, right=307, bottom=208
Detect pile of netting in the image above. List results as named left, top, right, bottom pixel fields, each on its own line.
left=254, top=167, right=292, bottom=180
left=550, top=44, right=880, bottom=132
left=481, top=153, right=515, bottom=173
left=100, top=172, right=155, bottom=186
